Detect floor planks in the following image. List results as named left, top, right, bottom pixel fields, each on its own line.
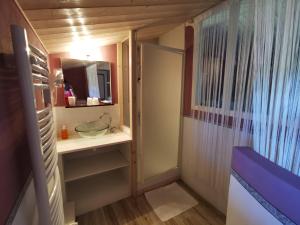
left=77, top=181, right=226, bottom=225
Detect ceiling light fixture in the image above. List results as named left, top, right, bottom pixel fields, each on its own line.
left=81, top=26, right=89, bottom=35
left=71, top=26, right=77, bottom=32
left=78, top=18, right=85, bottom=25
left=69, top=39, right=103, bottom=61
left=67, top=18, right=74, bottom=25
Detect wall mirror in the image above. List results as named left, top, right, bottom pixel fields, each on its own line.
left=61, top=58, right=112, bottom=107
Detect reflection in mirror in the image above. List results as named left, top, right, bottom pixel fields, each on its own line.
left=61, top=58, right=112, bottom=107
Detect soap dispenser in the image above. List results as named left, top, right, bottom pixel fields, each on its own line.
left=60, top=124, right=69, bottom=140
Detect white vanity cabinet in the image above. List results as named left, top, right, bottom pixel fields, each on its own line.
left=57, top=132, right=132, bottom=216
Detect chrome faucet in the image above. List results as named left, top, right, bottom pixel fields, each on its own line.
left=99, top=113, right=115, bottom=133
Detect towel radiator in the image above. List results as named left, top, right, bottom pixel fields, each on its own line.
left=11, top=25, right=64, bottom=225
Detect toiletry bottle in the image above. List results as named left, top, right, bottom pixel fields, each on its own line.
left=61, top=125, right=69, bottom=140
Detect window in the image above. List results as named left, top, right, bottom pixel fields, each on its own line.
left=194, top=5, right=254, bottom=113
left=194, top=10, right=229, bottom=109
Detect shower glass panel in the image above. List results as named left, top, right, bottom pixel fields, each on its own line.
left=139, top=43, right=183, bottom=185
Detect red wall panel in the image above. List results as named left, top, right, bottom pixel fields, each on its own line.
left=183, top=26, right=194, bottom=117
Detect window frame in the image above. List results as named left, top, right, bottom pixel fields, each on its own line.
left=191, top=0, right=252, bottom=121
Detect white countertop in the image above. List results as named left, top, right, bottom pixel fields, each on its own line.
left=56, top=131, right=132, bottom=154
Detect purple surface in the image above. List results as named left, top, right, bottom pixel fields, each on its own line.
left=232, top=147, right=300, bottom=225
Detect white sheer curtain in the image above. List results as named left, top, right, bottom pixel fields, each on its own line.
left=191, top=0, right=300, bottom=203
left=253, top=0, right=300, bottom=175
left=192, top=0, right=254, bottom=198
left=86, top=63, right=100, bottom=98
left=192, top=4, right=233, bottom=198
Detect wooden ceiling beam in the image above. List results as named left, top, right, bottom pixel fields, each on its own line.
left=43, top=22, right=181, bottom=48
left=24, top=3, right=215, bottom=21
left=46, top=36, right=127, bottom=53
left=42, top=31, right=129, bottom=45
left=46, top=36, right=127, bottom=49
left=35, top=19, right=161, bottom=35
left=40, top=27, right=136, bottom=40
left=31, top=9, right=201, bottom=29
left=17, top=0, right=224, bottom=53
left=34, top=11, right=199, bottom=40
left=46, top=28, right=181, bottom=53
left=18, top=0, right=221, bottom=10
left=137, top=23, right=179, bottom=39
left=45, top=22, right=182, bottom=53
left=136, top=15, right=196, bottom=32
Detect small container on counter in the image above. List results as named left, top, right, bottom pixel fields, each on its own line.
left=60, top=124, right=69, bottom=140
left=92, top=97, right=99, bottom=105
left=87, top=97, right=93, bottom=106
left=68, top=96, right=76, bottom=106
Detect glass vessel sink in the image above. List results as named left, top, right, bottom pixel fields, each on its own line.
left=75, top=113, right=111, bottom=138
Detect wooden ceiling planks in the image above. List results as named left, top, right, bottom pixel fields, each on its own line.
left=18, top=0, right=221, bottom=10
left=46, top=36, right=128, bottom=53
left=39, top=26, right=139, bottom=40
left=43, top=31, right=130, bottom=45
left=31, top=10, right=202, bottom=29
left=36, top=19, right=161, bottom=35
left=137, top=23, right=180, bottom=40
left=17, top=0, right=222, bottom=53
left=24, top=3, right=215, bottom=21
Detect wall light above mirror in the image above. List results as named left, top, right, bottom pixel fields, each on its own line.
left=61, top=58, right=112, bottom=108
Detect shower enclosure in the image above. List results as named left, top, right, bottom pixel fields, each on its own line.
left=138, top=43, right=184, bottom=190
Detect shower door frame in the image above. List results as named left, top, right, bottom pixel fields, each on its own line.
left=137, top=42, right=185, bottom=193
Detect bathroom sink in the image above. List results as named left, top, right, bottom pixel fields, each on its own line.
left=75, top=113, right=111, bottom=138
left=76, top=128, right=108, bottom=138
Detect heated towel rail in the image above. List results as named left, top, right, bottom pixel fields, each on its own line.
left=11, top=25, right=64, bottom=225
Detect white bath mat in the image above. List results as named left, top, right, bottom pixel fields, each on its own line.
left=145, top=182, right=198, bottom=222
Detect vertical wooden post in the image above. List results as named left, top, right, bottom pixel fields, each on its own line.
left=117, top=42, right=124, bottom=126
left=129, top=30, right=138, bottom=197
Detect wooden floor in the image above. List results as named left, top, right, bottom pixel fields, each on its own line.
left=77, top=181, right=226, bottom=225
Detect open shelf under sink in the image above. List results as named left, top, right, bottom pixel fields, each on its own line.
left=64, top=150, right=129, bottom=182
left=66, top=169, right=130, bottom=216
